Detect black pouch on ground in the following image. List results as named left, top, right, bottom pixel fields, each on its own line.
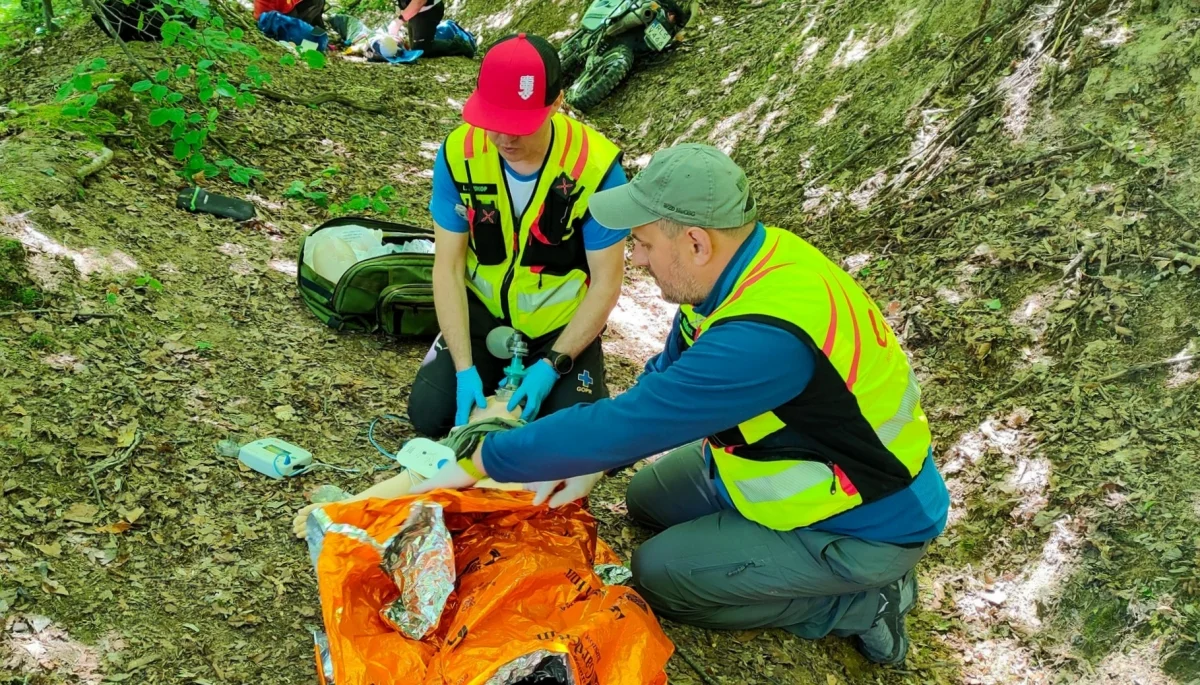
left=175, top=188, right=256, bottom=222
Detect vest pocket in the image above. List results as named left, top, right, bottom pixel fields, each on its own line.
left=468, top=199, right=506, bottom=266
left=520, top=173, right=588, bottom=277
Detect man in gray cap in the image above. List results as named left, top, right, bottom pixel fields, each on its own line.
left=414, top=143, right=950, bottom=665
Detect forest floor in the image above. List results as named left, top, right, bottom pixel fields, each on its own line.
left=2, top=0, right=1200, bottom=683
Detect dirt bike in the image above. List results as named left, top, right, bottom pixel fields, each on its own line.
left=558, top=0, right=693, bottom=111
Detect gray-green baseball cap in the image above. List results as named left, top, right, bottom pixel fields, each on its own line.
left=590, top=143, right=758, bottom=230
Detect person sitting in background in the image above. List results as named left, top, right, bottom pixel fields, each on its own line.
left=386, top=0, right=473, bottom=58
left=254, top=0, right=325, bottom=29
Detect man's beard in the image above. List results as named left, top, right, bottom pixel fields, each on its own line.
left=650, top=255, right=708, bottom=305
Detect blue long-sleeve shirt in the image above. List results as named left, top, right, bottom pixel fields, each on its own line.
left=482, top=223, right=949, bottom=543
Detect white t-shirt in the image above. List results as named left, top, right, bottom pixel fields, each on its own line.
left=506, top=168, right=537, bottom=220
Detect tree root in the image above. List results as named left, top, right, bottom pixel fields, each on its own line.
left=1100, top=355, right=1198, bottom=382
left=0, top=308, right=120, bottom=320
left=252, top=87, right=388, bottom=114
left=1148, top=188, right=1198, bottom=232
left=673, top=648, right=719, bottom=685
left=75, top=146, right=113, bottom=181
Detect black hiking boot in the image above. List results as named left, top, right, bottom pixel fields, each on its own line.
left=855, top=569, right=918, bottom=665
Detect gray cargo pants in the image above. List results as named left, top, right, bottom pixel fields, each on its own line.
left=626, top=442, right=927, bottom=637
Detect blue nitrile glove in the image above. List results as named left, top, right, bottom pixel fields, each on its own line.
left=506, top=359, right=559, bottom=421
left=455, top=366, right=488, bottom=426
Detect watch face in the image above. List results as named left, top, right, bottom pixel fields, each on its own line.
left=553, top=353, right=572, bottom=374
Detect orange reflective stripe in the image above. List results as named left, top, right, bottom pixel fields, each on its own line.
left=701, top=238, right=792, bottom=332
left=464, top=126, right=476, bottom=159
left=819, top=275, right=837, bottom=357
left=572, top=126, right=590, bottom=180
left=559, top=118, right=575, bottom=168
left=827, top=265, right=862, bottom=391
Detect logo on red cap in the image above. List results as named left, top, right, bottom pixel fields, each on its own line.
left=518, top=75, right=535, bottom=101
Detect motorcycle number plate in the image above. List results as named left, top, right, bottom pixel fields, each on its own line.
left=645, top=21, right=672, bottom=51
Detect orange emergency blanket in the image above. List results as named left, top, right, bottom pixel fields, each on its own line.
left=309, top=489, right=674, bottom=685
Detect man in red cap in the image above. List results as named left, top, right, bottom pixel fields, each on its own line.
left=408, top=33, right=630, bottom=437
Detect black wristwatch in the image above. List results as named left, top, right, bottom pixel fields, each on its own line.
left=546, top=350, right=573, bottom=376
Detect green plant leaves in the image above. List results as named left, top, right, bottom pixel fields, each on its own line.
left=153, top=69, right=170, bottom=83
left=151, top=84, right=169, bottom=101
left=234, top=92, right=256, bottom=108
left=302, top=50, right=326, bottom=70
left=89, top=58, right=107, bottom=71
left=55, top=82, right=75, bottom=101
left=131, top=80, right=153, bottom=93
left=161, top=20, right=186, bottom=46
left=197, top=59, right=214, bottom=71
left=173, top=139, right=191, bottom=161
left=148, top=108, right=186, bottom=127
left=72, top=74, right=92, bottom=92
left=174, top=64, right=191, bottom=79
left=97, top=84, right=115, bottom=94
left=985, top=298, right=1003, bottom=311
left=279, top=54, right=296, bottom=66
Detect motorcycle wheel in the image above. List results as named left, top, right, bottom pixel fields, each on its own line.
left=558, top=31, right=589, bottom=75
left=565, top=44, right=635, bottom=111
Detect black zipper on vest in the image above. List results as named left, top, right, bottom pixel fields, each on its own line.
left=827, top=462, right=838, bottom=494
left=497, top=127, right=555, bottom=325
left=462, top=159, right=481, bottom=257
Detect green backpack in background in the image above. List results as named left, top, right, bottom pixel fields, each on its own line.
left=297, top=217, right=439, bottom=337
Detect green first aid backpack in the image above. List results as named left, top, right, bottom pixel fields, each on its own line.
left=297, top=217, right=438, bottom=337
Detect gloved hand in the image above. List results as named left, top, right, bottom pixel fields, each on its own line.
left=506, top=359, right=559, bottom=421
left=455, top=366, right=488, bottom=426
left=409, top=457, right=483, bottom=495
left=529, top=472, right=605, bottom=508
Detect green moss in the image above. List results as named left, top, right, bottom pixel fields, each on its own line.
left=26, top=331, right=51, bottom=349
left=17, top=286, right=40, bottom=305
left=1076, top=590, right=1129, bottom=660
left=5, top=101, right=118, bottom=139
left=1164, top=642, right=1200, bottom=681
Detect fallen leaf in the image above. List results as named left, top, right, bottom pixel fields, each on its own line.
left=48, top=204, right=72, bottom=224
left=274, top=404, right=297, bottom=421
left=33, top=542, right=62, bottom=558
left=42, top=578, right=69, bottom=596
left=117, top=420, right=139, bottom=448
left=122, top=506, right=145, bottom=524
left=97, top=521, right=131, bottom=534
left=64, top=502, right=99, bottom=523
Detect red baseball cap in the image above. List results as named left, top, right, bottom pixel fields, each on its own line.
left=463, top=33, right=563, bottom=137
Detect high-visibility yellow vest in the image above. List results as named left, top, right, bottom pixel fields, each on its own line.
left=678, top=226, right=931, bottom=531
left=442, top=114, right=622, bottom=339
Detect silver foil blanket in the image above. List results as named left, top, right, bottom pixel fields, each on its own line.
left=378, top=501, right=456, bottom=640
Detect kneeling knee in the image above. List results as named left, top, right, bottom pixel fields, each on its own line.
left=406, top=388, right=448, bottom=438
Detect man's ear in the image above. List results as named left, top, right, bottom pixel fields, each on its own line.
left=685, top=227, right=714, bottom=266
left=552, top=92, right=565, bottom=111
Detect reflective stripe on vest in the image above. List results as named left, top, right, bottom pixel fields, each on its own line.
left=443, top=115, right=621, bottom=338
left=681, top=227, right=931, bottom=531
